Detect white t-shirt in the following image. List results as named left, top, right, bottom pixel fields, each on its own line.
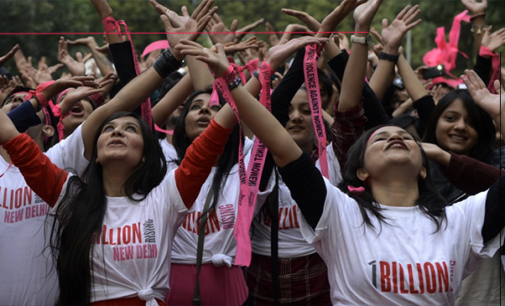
left=171, top=137, right=273, bottom=265
left=0, top=125, right=86, bottom=306
left=299, top=178, right=504, bottom=306
left=160, top=139, right=179, bottom=173
left=52, top=170, right=189, bottom=303
left=252, top=144, right=342, bottom=258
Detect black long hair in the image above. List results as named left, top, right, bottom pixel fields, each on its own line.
left=423, top=89, right=496, bottom=160
left=173, top=88, right=242, bottom=211
left=50, top=112, right=167, bottom=305
left=338, top=125, right=448, bottom=233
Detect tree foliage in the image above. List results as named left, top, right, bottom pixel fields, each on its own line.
left=0, top=0, right=503, bottom=77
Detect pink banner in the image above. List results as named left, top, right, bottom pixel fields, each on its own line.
left=303, top=45, right=328, bottom=179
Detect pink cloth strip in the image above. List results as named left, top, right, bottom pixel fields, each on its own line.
left=347, top=185, right=365, bottom=193
left=141, top=40, right=170, bottom=58
left=102, top=16, right=118, bottom=33
left=114, top=20, right=154, bottom=130
left=154, top=124, right=173, bottom=135
left=235, top=62, right=273, bottom=267
left=423, top=10, right=470, bottom=73
left=209, top=83, right=220, bottom=107
left=303, top=45, right=328, bottom=179
left=26, top=80, right=55, bottom=108
left=213, top=66, right=252, bottom=267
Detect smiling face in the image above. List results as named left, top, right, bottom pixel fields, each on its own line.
left=435, top=99, right=478, bottom=155
left=184, top=93, right=221, bottom=141
left=96, top=116, right=145, bottom=167
left=363, top=126, right=423, bottom=178
left=286, top=89, right=316, bottom=151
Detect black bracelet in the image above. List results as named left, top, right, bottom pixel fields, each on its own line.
left=153, top=49, right=182, bottom=79
left=252, top=70, right=260, bottom=80
left=227, top=77, right=242, bottom=91
left=379, top=51, right=399, bottom=64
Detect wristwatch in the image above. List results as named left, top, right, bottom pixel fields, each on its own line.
left=350, top=34, right=372, bottom=45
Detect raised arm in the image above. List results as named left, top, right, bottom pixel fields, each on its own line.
left=179, top=42, right=329, bottom=228
left=338, top=0, right=382, bottom=112
left=82, top=0, right=215, bottom=160
left=368, top=5, right=421, bottom=102
left=421, top=142, right=504, bottom=195
left=152, top=73, right=194, bottom=127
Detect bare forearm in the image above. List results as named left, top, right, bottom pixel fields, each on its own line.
left=230, top=85, right=302, bottom=167
left=397, top=53, right=427, bottom=101
left=87, top=40, right=115, bottom=76
left=186, top=56, right=214, bottom=90
left=369, top=59, right=395, bottom=102
left=338, top=32, right=368, bottom=111
left=152, top=73, right=194, bottom=126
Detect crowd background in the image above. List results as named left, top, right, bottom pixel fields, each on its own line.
left=0, top=0, right=504, bottom=305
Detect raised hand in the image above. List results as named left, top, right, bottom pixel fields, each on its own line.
left=481, top=26, right=505, bottom=52
left=420, top=142, right=451, bottom=166
left=282, top=9, right=320, bottom=32
left=265, top=22, right=280, bottom=46
left=266, top=36, right=329, bottom=70
left=175, top=40, right=230, bottom=78
left=461, top=0, right=487, bottom=15
left=41, top=76, right=100, bottom=103
left=58, top=36, right=86, bottom=76
left=0, top=76, right=18, bottom=102
left=66, top=36, right=97, bottom=47
left=353, top=0, right=383, bottom=32
left=429, top=84, right=446, bottom=105
left=150, top=0, right=217, bottom=61
left=217, top=37, right=258, bottom=55
left=462, top=70, right=503, bottom=121
left=320, top=0, right=368, bottom=35
left=34, top=60, right=54, bottom=85
left=0, top=44, right=20, bottom=67
left=234, top=18, right=265, bottom=42
left=380, top=5, right=421, bottom=54
left=206, top=13, right=238, bottom=45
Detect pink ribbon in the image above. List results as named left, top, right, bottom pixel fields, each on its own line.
left=213, top=66, right=252, bottom=267
left=141, top=40, right=170, bottom=58
left=209, top=83, right=220, bottom=107
left=423, top=10, right=470, bottom=73
left=303, top=45, right=328, bottom=179
left=234, top=62, right=273, bottom=267
left=479, top=46, right=500, bottom=94
left=347, top=185, right=365, bottom=193
left=154, top=124, right=174, bottom=135
left=25, top=80, right=55, bottom=108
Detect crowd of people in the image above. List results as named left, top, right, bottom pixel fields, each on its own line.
left=0, top=0, right=504, bottom=305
